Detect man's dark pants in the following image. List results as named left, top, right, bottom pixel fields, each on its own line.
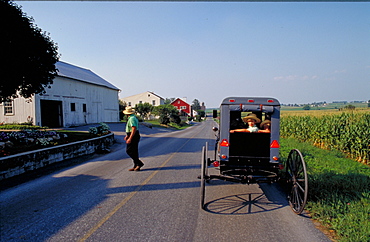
left=126, top=131, right=143, bottom=167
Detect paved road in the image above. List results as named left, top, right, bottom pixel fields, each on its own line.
left=0, top=120, right=330, bottom=241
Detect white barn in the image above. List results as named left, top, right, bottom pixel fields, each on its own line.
left=0, top=61, right=120, bottom=128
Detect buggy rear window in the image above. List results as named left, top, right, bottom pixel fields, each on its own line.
left=230, top=111, right=272, bottom=131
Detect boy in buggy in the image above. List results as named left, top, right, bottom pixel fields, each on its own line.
left=230, top=113, right=261, bottom=133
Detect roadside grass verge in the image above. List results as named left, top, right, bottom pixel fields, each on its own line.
left=281, top=138, right=370, bottom=242
left=144, top=120, right=193, bottom=130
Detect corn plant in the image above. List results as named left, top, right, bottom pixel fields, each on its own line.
left=281, top=112, right=370, bottom=164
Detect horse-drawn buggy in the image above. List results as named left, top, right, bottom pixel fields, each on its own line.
left=200, top=97, right=308, bottom=214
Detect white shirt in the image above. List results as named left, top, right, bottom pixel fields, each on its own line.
left=247, top=125, right=259, bottom=133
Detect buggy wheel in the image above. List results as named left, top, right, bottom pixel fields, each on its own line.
left=200, top=145, right=207, bottom=209
left=286, top=149, right=308, bottom=214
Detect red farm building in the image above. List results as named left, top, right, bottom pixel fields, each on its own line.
left=171, top=98, right=191, bottom=116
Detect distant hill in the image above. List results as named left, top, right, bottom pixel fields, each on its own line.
left=281, top=101, right=369, bottom=111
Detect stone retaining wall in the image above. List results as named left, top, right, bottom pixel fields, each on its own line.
left=0, top=133, right=114, bottom=181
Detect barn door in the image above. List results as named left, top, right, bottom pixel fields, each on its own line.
left=40, top=100, right=63, bottom=128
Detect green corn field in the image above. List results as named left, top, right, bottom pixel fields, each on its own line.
left=281, top=112, right=370, bottom=165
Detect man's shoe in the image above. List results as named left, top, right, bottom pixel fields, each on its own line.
left=134, top=165, right=142, bottom=171
left=128, top=167, right=135, bottom=171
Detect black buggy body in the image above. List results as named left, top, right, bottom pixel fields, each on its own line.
left=200, top=97, right=308, bottom=214
left=217, top=97, right=281, bottom=183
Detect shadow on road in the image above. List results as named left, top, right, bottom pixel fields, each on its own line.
left=203, top=183, right=289, bottom=215
left=0, top=174, right=111, bottom=241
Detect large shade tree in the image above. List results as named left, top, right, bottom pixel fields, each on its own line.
left=135, top=102, right=153, bottom=120
left=0, top=0, right=59, bottom=103
left=154, top=104, right=179, bottom=125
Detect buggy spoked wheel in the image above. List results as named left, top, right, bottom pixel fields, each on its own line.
left=200, top=143, right=209, bottom=210
left=286, top=149, right=308, bottom=214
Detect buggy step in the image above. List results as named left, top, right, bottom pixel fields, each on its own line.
left=207, top=174, right=278, bottom=184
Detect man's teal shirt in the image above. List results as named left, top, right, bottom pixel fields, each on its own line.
left=126, top=114, right=139, bottom=133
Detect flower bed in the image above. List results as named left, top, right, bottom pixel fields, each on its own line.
left=0, top=133, right=114, bottom=181
left=0, top=130, right=94, bottom=157
left=0, top=123, right=111, bottom=157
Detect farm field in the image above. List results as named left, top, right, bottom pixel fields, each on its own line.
left=281, top=101, right=368, bottom=111
left=281, top=101, right=369, bottom=116
left=281, top=108, right=369, bottom=117
left=281, top=111, right=369, bottom=164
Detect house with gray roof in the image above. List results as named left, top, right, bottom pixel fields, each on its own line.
left=121, top=91, right=165, bottom=107
left=0, top=61, right=120, bottom=127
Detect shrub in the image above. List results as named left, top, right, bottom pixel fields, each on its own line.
left=89, top=123, right=110, bottom=136
left=159, top=114, right=170, bottom=125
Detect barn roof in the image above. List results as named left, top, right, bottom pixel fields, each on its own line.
left=122, top=91, right=164, bottom=100
left=56, top=61, right=120, bottom=91
left=171, top=97, right=190, bottom=105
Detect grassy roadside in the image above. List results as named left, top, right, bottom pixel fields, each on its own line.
left=143, top=120, right=194, bottom=130
left=280, top=138, right=370, bottom=242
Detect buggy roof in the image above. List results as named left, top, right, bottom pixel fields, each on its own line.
left=221, top=97, right=280, bottom=106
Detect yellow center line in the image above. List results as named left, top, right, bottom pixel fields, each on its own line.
left=79, top=130, right=201, bottom=241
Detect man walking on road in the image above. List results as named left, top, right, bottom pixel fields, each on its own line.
left=123, top=107, right=144, bottom=171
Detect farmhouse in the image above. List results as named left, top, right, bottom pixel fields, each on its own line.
left=121, top=91, right=165, bottom=107
left=171, top=98, right=191, bottom=116
left=0, top=61, right=120, bottom=128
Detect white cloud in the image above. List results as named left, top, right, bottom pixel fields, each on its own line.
left=324, top=76, right=337, bottom=81
left=273, top=75, right=319, bottom=82
left=334, top=69, right=347, bottom=73
left=273, top=76, right=284, bottom=81
left=286, top=75, right=298, bottom=81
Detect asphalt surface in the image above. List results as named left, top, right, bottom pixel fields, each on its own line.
left=0, top=120, right=331, bottom=241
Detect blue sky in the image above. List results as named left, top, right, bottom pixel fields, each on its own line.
left=16, top=1, right=369, bottom=108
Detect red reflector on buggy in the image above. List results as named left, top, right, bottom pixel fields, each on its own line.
left=248, top=99, right=254, bottom=103
left=220, top=139, right=229, bottom=147
left=270, top=140, right=280, bottom=148
left=267, top=99, right=274, bottom=103
left=279, top=164, right=284, bottom=170
left=229, top=99, right=235, bottom=102
left=213, top=161, right=220, bottom=167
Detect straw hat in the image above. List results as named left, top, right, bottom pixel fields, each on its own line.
left=242, top=113, right=261, bottom=123
left=123, top=106, right=135, bottom=115
left=260, top=120, right=271, bottom=129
